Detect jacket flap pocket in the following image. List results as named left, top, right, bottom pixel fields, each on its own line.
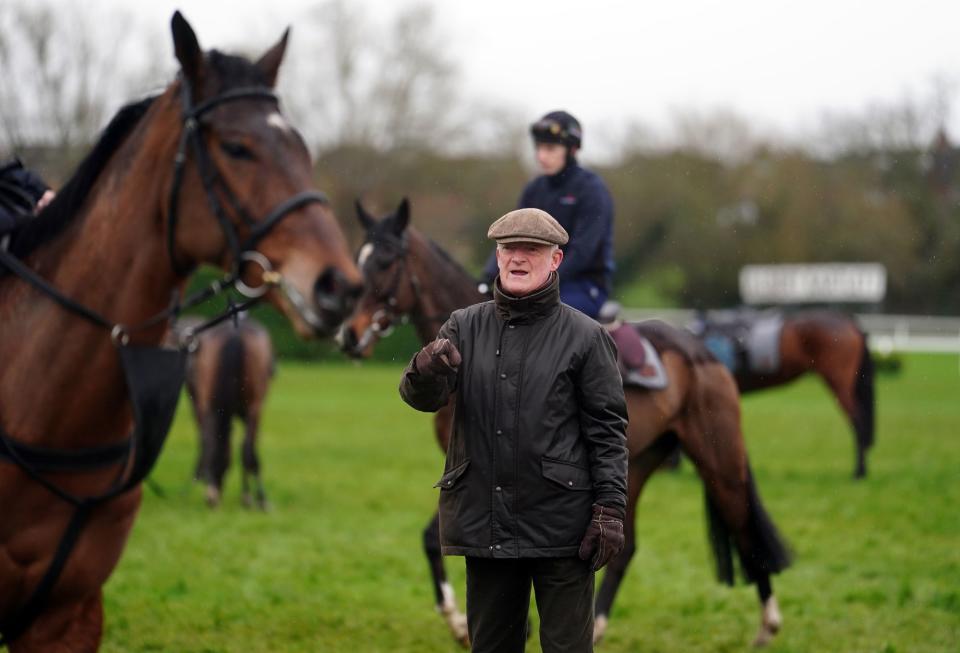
left=434, top=459, right=470, bottom=489
left=542, top=457, right=591, bottom=491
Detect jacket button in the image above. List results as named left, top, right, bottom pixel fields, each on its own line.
left=508, top=325, right=515, bottom=329
left=495, top=544, right=502, bottom=550
left=568, top=481, right=574, bottom=486
left=488, top=545, right=493, bottom=550
left=495, top=349, right=500, bottom=356
left=500, top=373, right=507, bottom=379
left=496, top=429, right=502, bottom=435
left=495, top=486, right=502, bottom=491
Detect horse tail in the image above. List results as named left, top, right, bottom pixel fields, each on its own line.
left=213, top=330, right=245, bottom=416
left=854, top=333, right=875, bottom=449
left=704, top=465, right=792, bottom=586
left=705, top=490, right=736, bottom=586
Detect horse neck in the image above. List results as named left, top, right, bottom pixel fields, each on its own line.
left=405, top=229, right=484, bottom=343
left=0, top=94, right=184, bottom=447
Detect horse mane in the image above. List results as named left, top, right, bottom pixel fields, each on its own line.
left=426, top=238, right=475, bottom=283
left=9, top=95, right=158, bottom=259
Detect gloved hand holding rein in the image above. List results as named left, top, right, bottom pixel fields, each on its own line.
left=414, top=338, right=461, bottom=378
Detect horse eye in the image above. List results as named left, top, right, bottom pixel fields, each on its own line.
left=221, top=141, right=255, bottom=160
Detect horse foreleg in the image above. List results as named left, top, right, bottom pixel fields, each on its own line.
left=423, top=511, right=468, bottom=648
left=10, top=590, right=103, bottom=653
left=751, top=574, right=782, bottom=647
left=241, top=411, right=268, bottom=510
left=594, top=435, right=675, bottom=644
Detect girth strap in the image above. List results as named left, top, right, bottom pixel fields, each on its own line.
left=0, top=435, right=131, bottom=473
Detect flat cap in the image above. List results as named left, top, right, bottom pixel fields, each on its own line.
left=487, top=208, right=569, bottom=246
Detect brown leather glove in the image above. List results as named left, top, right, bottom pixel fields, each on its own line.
left=578, top=504, right=625, bottom=571
left=414, top=338, right=462, bottom=378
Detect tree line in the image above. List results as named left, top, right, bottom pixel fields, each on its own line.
left=4, top=0, right=958, bottom=349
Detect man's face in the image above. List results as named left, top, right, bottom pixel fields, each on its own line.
left=535, top=142, right=568, bottom=175
left=496, top=241, right=563, bottom=296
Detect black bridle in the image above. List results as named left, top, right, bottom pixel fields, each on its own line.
left=0, top=80, right=329, bottom=646
left=349, top=236, right=448, bottom=354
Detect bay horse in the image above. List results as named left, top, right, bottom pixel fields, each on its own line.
left=339, top=200, right=792, bottom=648
left=174, top=315, right=276, bottom=509
left=0, top=13, right=361, bottom=651
left=694, top=309, right=875, bottom=478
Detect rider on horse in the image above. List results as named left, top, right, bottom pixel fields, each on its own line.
left=482, top=111, right=658, bottom=384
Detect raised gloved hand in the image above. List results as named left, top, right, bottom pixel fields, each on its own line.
left=578, top=504, right=625, bottom=571
left=414, top=338, right=462, bottom=378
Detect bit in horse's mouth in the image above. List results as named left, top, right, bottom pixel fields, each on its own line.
left=276, top=278, right=331, bottom=336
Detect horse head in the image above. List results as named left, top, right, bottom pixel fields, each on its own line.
left=165, top=12, right=362, bottom=338
left=337, top=198, right=414, bottom=358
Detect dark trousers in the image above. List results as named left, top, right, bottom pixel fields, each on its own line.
left=465, top=556, right=595, bottom=653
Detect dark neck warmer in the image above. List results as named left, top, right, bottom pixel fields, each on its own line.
left=494, top=272, right=560, bottom=323
left=547, top=157, right=579, bottom=187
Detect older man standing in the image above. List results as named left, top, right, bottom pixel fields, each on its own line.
left=400, top=208, right=628, bottom=653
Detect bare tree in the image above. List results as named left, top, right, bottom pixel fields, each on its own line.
left=0, top=1, right=144, bottom=160
left=283, top=0, right=464, bottom=153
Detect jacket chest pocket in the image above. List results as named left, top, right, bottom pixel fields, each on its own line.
left=542, top=457, right=591, bottom=491
left=434, top=459, right=470, bottom=490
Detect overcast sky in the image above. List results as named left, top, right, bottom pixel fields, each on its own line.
left=82, top=0, right=960, bottom=158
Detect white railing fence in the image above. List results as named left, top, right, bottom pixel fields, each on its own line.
left=621, top=308, right=960, bottom=354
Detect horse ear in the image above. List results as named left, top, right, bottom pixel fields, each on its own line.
left=355, top=200, right=375, bottom=231
left=255, top=27, right=290, bottom=87
left=393, top=197, right=411, bottom=235
left=171, top=12, right=204, bottom=87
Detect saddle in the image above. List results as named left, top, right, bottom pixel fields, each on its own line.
left=692, top=309, right=784, bottom=375
left=598, top=301, right=668, bottom=390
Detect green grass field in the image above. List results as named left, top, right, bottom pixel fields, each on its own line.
left=101, top=353, right=960, bottom=652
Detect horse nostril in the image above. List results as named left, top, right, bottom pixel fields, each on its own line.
left=314, top=268, right=338, bottom=298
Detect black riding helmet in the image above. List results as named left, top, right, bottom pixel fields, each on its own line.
left=530, top=110, right=582, bottom=149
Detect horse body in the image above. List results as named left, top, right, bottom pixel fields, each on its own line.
left=341, top=200, right=790, bottom=648
left=702, top=309, right=875, bottom=477
left=180, top=317, right=275, bottom=508
left=0, top=14, right=361, bottom=651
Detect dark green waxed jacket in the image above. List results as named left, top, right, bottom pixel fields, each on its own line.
left=399, top=273, right=628, bottom=558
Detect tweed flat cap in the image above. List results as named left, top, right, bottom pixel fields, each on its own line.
left=487, top=208, right=569, bottom=246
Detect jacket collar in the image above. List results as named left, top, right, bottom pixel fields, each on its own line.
left=494, top=272, right=560, bottom=323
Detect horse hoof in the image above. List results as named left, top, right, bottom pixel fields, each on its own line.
left=593, top=614, right=608, bottom=644
left=439, top=603, right=469, bottom=649
left=205, top=486, right=221, bottom=508
left=752, top=596, right=781, bottom=647
left=241, top=493, right=254, bottom=509
left=257, top=499, right=272, bottom=512
left=752, top=626, right=776, bottom=648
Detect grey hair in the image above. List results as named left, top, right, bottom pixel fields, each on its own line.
left=496, top=243, right=559, bottom=253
